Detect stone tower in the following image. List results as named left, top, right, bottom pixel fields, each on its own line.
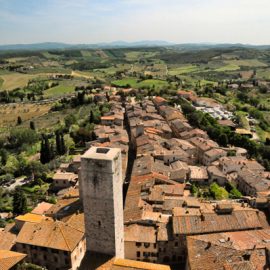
left=80, top=147, right=124, bottom=258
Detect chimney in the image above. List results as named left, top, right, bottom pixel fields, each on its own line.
left=205, top=242, right=211, bottom=250
left=201, top=213, right=205, bottom=221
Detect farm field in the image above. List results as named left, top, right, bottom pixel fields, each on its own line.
left=0, top=103, right=51, bottom=127
left=168, top=65, right=200, bottom=75
left=112, top=78, right=169, bottom=88
left=44, top=84, right=75, bottom=98
left=215, top=64, right=240, bottom=72
left=224, top=59, right=267, bottom=67
left=0, top=73, right=47, bottom=91
left=22, top=103, right=95, bottom=131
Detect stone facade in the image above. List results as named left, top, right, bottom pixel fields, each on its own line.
left=80, top=147, right=124, bottom=258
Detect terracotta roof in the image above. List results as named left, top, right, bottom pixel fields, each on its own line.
left=16, top=218, right=85, bottom=251
left=124, top=224, right=156, bottom=243
left=0, top=231, right=16, bottom=250
left=101, top=116, right=116, bottom=121
left=15, top=213, right=45, bottom=223
left=31, top=202, right=53, bottom=215
left=187, top=229, right=270, bottom=270
left=53, top=172, right=77, bottom=181
left=96, top=258, right=171, bottom=270
left=112, top=258, right=171, bottom=270
left=173, top=209, right=264, bottom=235
left=153, top=96, right=167, bottom=105
left=189, top=166, right=208, bottom=180
left=0, top=250, right=26, bottom=270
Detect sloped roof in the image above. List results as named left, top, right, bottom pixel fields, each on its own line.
left=15, top=213, right=45, bottom=223
left=16, top=218, right=84, bottom=251
left=125, top=224, right=156, bottom=243
left=187, top=229, right=270, bottom=270
left=173, top=210, right=264, bottom=235
left=95, top=258, right=171, bottom=270
left=31, top=202, right=53, bottom=215
left=0, top=250, right=26, bottom=270
left=0, top=231, right=16, bottom=250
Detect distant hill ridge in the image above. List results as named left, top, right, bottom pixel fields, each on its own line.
left=0, top=41, right=270, bottom=51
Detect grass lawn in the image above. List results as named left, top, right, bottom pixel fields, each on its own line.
left=44, top=84, right=75, bottom=98
left=22, top=183, right=50, bottom=194
left=235, top=111, right=250, bottom=129
left=255, top=126, right=270, bottom=142
left=112, top=78, right=138, bottom=87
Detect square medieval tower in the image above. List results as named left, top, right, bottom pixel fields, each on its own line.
left=80, top=147, right=124, bottom=258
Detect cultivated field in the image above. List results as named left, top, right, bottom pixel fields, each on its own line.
left=0, top=103, right=51, bottom=127
left=44, top=85, right=75, bottom=98
left=0, top=73, right=45, bottom=91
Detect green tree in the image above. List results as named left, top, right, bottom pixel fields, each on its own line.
left=219, top=133, right=229, bottom=147
left=40, top=136, right=51, bottom=164
left=210, top=183, right=229, bottom=200
left=13, top=188, right=27, bottom=215
left=17, top=116, right=22, bottom=125
left=89, top=110, right=94, bottom=123
left=30, top=121, right=36, bottom=130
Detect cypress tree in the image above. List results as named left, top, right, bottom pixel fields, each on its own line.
left=17, top=116, right=22, bottom=125
left=60, top=133, right=66, bottom=155
left=13, top=188, right=27, bottom=215
left=40, top=138, right=46, bottom=164
left=89, top=110, right=94, bottom=123
left=30, top=121, right=35, bottom=130
left=55, top=131, right=61, bottom=155
left=40, top=135, right=51, bottom=164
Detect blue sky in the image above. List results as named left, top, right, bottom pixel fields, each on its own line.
left=0, top=0, right=269, bottom=45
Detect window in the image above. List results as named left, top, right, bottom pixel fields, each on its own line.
left=65, top=259, right=69, bottom=265
left=136, top=242, right=142, bottom=247
left=153, top=243, right=156, bottom=249
left=174, top=242, right=179, bottom=247
left=98, top=221, right=101, bottom=227
left=54, top=257, right=58, bottom=263
left=137, top=251, right=141, bottom=257
left=144, top=243, right=150, bottom=248
left=44, top=255, right=47, bottom=260
left=143, top=252, right=150, bottom=257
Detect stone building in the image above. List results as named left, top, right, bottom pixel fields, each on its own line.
left=80, top=147, right=124, bottom=258
left=15, top=217, right=86, bottom=270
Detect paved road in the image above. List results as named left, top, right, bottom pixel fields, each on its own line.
left=4, top=176, right=29, bottom=191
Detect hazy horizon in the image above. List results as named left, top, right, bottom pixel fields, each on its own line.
left=1, top=0, right=270, bottom=45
